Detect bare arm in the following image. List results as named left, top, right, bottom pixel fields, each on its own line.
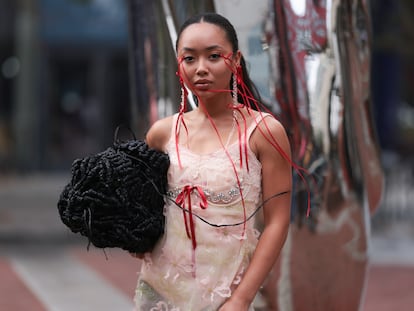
left=220, top=117, right=292, bottom=310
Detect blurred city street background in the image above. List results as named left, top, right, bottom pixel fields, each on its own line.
left=1, top=0, right=414, bottom=310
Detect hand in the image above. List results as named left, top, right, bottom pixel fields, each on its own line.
left=218, top=297, right=250, bottom=311
left=129, top=252, right=145, bottom=259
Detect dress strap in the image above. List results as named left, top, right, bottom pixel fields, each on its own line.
left=245, top=112, right=272, bottom=141
left=168, top=113, right=179, bottom=145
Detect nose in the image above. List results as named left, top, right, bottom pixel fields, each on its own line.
left=196, top=58, right=208, bottom=76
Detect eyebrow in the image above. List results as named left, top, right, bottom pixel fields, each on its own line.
left=180, top=45, right=223, bottom=53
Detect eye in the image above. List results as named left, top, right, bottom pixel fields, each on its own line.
left=182, top=56, right=194, bottom=63
left=209, top=53, right=221, bottom=60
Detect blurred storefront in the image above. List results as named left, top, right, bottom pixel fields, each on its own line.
left=370, top=0, right=414, bottom=230
left=371, top=1, right=414, bottom=157
left=0, top=0, right=130, bottom=172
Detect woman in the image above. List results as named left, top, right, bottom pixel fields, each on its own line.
left=134, top=12, right=292, bottom=311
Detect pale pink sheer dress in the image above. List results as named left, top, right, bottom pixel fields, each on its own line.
left=134, top=113, right=266, bottom=311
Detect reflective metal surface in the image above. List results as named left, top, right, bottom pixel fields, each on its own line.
left=259, top=1, right=384, bottom=310
left=129, top=0, right=385, bottom=309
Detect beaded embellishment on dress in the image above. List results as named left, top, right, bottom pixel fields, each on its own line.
left=167, top=183, right=244, bottom=205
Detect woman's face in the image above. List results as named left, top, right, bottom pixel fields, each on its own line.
left=176, top=22, right=239, bottom=100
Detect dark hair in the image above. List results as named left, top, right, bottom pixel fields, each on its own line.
left=176, top=12, right=262, bottom=106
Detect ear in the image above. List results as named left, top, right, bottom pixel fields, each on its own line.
left=233, top=50, right=242, bottom=68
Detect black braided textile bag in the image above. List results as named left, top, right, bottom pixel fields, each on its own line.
left=57, top=134, right=169, bottom=253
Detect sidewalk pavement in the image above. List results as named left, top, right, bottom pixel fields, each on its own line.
left=0, top=174, right=413, bottom=310
left=0, top=173, right=81, bottom=245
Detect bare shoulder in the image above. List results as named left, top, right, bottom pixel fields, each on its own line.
left=250, top=112, right=291, bottom=159
left=145, top=115, right=175, bottom=151
left=257, top=113, right=286, bottom=136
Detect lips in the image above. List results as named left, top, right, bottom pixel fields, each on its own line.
left=194, top=79, right=211, bottom=91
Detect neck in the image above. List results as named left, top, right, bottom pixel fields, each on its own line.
left=196, top=93, right=234, bottom=118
